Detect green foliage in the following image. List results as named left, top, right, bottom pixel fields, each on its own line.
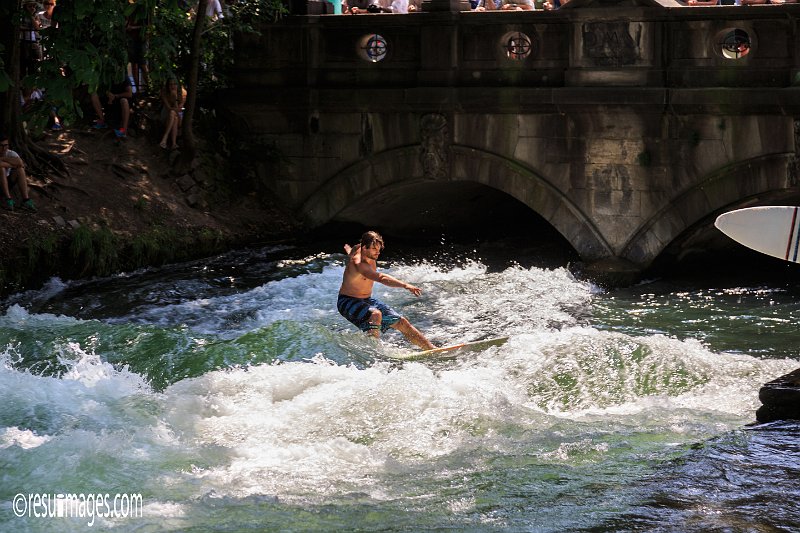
left=27, top=232, right=59, bottom=271
left=25, top=1, right=129, bottom=127
left=130, top=225, right=181, bottom=267
left=5, top=0, right=285, bottom=133
left=146, top=1, right=194, bottom=89
left=197, top=228, right=224, bottom=255
left=128, top=225, right=227, bottom=268
left=21, top=100, right=51, bottom=138
left=69, top=225, right=120, bottom=277
left=148, top=0, right=286, bottom=97
left=0, top=70, right=10, bottom=93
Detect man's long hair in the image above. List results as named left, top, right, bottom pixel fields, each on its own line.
left=360, top=231, right=384, bottom=250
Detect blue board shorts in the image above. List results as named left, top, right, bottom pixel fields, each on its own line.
left=337, top=294, right=402, bottom=333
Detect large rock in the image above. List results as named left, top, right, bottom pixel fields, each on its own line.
left=755, top=368, right=800, bottom=423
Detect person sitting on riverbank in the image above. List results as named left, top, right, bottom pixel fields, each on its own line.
left=0, top=135, right=37, bottom=212
left=159, top=78, right=186, bottom=150
left=90, top=77, right=133, bottom=139
left=20, top=87, right=63, bottom=131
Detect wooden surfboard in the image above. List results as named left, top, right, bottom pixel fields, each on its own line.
left=714, top=206, right=800, bottom=263
left=387, top=336, right=509, bottom=361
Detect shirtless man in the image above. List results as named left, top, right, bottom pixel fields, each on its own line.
left=338, top=231, right=435, bottom=350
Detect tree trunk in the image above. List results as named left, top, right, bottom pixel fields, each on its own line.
left=2, top=0, right=65, bottom=178
left=3, top=0, right=24, bottom=146
left=177, top=0, right=209, bottom=172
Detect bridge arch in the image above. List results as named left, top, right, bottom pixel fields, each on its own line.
left=622, top=152, right=797, bottom=266
left=301, top=145, right=613, bottom=260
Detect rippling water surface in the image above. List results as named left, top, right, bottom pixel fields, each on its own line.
left=1, top=243, right=798, bottom=531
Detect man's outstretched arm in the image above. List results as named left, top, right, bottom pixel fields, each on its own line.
left=353, top=260, right=423, bottom=296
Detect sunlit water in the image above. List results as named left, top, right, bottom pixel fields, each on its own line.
left=1, top=244, right=799, bottom=531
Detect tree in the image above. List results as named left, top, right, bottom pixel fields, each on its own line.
left=1, top=1, right=37, bottom=165
left=1, top=0, right=286, bottom=176
left=179, top=0, right=209, bottom=168
left=1, top=0, right=24, bottom=145
left=1, top=0, right=127, bottom=176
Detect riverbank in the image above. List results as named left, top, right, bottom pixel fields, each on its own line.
left=0, top=125, right=303, bottom=298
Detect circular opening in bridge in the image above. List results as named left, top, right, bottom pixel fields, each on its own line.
left=501, top=31, right=534, bottom=60
left=357, top=33, right=388, bottom=63
left=717, top=28, right=751, bottom=60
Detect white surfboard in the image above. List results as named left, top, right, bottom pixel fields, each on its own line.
left=386, top=336, right=508, bottom=362
left=714, top=206, right=800, bottom=263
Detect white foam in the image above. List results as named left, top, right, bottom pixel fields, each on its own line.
left=2, top=258, right=798, bottom=510
left=0, top=427, right=51, bottom=449
left=1, top=277, right=68, bottom=309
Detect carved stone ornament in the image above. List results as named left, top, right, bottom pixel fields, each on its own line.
left=582, top=20, right=642, bottom=67
left=420, top=113, right=448, bottom=179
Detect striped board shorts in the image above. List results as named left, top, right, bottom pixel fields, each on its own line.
left=337, top=294, right=402, bottom=333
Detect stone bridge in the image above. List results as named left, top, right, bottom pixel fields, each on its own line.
left=222, top=0, right=800, bottom=275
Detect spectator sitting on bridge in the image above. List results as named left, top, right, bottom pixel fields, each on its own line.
left=345, top=0, right=390, bottom=13
left=739, top=0, right=786, bottom=4
left=500, top=0, right=534, bottom=10
left=390, top=0, right=409, bottom=12
left=474, top=0, right=500, bottom=9
left=477, top=0, right=532, bottom=8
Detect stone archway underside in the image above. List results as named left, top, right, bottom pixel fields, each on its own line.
left=301, top=145, right=614, bottom=260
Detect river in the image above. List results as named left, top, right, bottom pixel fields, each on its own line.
left=1, top=239, right=799, bottom=531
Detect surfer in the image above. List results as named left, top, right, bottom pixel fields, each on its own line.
left=338, top=231, right=436, bottom=350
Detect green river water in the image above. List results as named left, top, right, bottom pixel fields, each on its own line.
left=1, top=242, right=798, bottom=531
